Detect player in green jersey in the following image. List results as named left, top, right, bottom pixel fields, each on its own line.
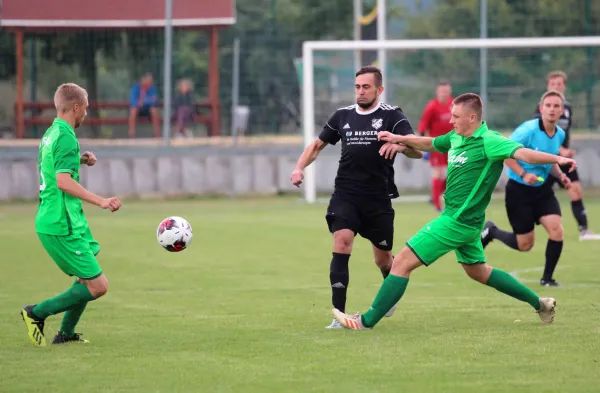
left=21, top=83, right=121, bottom=346
left=331, top=93, right=576, bottom=330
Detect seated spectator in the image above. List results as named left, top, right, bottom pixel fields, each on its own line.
left=174, top=79, right=195, bottom=138
left=129, top=73, right=160, bottom=138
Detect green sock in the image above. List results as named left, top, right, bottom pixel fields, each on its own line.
left=485, top=268, right=541, bottom=310
left=59, top=302, right=88, bottom=337
left=58, top=280, right=89, bottom=337
left=32, top=281, right=96, bottom=320
left=361, top=275, right=409, bottom=328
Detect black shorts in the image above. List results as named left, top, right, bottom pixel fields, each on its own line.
left=547, top=164, right=580, bottom=188
left=133, top=106, right=155, bottom=118
left=505, top=179, right=561, bottom=235
left=325, top=193, right=394, bottom=251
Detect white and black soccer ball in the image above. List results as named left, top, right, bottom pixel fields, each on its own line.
left=156, top=216, right=193, bottom=252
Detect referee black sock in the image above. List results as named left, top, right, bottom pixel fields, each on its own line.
left=492, top=227, right=519, bottom=250
left=330, top=252, right=350, bottom=313
left=543, top=239, right=563, bottom=281
left=571, top=199, right=588, bottom=231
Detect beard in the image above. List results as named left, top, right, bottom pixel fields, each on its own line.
left=356, top=98, right=376, bottom=109
left=74, top=116, right=85, bottom=129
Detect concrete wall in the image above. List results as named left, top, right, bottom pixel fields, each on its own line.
left=1, top=139, right=600, bottom=201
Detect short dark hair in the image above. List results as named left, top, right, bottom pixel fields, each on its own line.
left=437, top=80, right=451, bottom=86
left=541, top=90, right=565, bottom=104
left=453, top=93, right=483, bottom=120
left=356, top=66, right=383, bottom=87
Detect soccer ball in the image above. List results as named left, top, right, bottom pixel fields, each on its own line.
left=156, top=216, right=193, bottom=252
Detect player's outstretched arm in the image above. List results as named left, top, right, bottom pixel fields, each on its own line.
left=400, top=146, right=424, bottom=159
left=550, top=163, right=571, bottom=188
left=56, top=173, right=121, bottom=212
left=379, top=143, right=423, bottom=160
left=559, top=146, right=576, bottom=158
left=377, top=132, right=436, bottom=152
left=290, top=138, right=328, bottom=187
left=512, top=148, right=577, bottom=172
left=504, top=158, right=538, bottom=185
left=550, top=164, right=563, bottom=178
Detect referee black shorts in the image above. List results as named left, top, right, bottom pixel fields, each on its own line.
left=505, top=179, right=561, bottom=235
left=547, top=164, right=580, bottom=188
left=325, top=192, right=394, bottom=251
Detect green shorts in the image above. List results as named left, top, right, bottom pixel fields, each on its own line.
left=37, top=228, right=102, bottom=279
left=406, top=214, right=485, bottom=266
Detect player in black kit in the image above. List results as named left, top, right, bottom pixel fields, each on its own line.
left=534, top=71, right=600, bottom=241
left=290, top=66, right=423, bottom=328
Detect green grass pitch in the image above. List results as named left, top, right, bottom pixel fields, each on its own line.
left=1, top=195, right=599, bottom=393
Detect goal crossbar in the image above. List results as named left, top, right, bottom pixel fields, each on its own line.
left=301, top=36, right=600, bottom=203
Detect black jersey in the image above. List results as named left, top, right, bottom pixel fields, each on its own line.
left=318, top=102, right=415, bottom=199
left=534, top=99, right=573, bottom=148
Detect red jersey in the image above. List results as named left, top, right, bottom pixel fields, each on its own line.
left=418, top=98, right=453, bottom=137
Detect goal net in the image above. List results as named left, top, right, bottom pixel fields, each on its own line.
left=301, top=37, right=600, bottom=203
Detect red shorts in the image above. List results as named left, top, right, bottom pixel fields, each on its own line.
left=429, top=151, right=448, bottom=167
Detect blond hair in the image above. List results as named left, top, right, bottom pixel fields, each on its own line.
left=547, top=71, right=567, bottom=83
left=54, top=83, right=88, bottom=113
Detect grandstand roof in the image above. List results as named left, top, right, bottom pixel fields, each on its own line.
left=0, top=0, right=235, bottom=30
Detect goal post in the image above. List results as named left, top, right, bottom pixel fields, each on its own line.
left=301, top=36, right=600, bottom=204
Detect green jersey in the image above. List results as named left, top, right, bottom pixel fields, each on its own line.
left=36, top=118, right=88, bottom=236
left=432, top=122, right=522, bottom=228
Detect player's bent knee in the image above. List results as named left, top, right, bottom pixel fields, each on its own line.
left=540, top=216, right=564, bottom=241
left=87, top=275, right=109, bottom=298
left=333, top=230, right=354, bottom=253
left=462, top=263, right=492, bottom=284
left=518, top=242, right=534, bottom=252
left=548, top=224, right=564, bottom=241
left=516, top=233, right=534, bottom=251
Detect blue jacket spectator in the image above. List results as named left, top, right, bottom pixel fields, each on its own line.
left=128, top=73, right=160, bottom=138
left=130, top=75, right=158, bottom=109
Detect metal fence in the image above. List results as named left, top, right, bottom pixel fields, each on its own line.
left=0, top=0, right=598, bottom=139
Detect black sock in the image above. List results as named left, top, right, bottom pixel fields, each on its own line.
left=543, top=239, right=563, bottom=281
left=571, top=200, right=588, bottom=231
left=330, top=252, right=350, bottom=313
left=492, top=227, right=519, bottom=250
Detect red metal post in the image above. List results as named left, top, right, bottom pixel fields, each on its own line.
left=209, top=26, right=220, bottom=137
left=16, top=29, right=25, bottom=138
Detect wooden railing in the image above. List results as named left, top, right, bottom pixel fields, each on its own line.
left=16, top=100, right=219, bottom=137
